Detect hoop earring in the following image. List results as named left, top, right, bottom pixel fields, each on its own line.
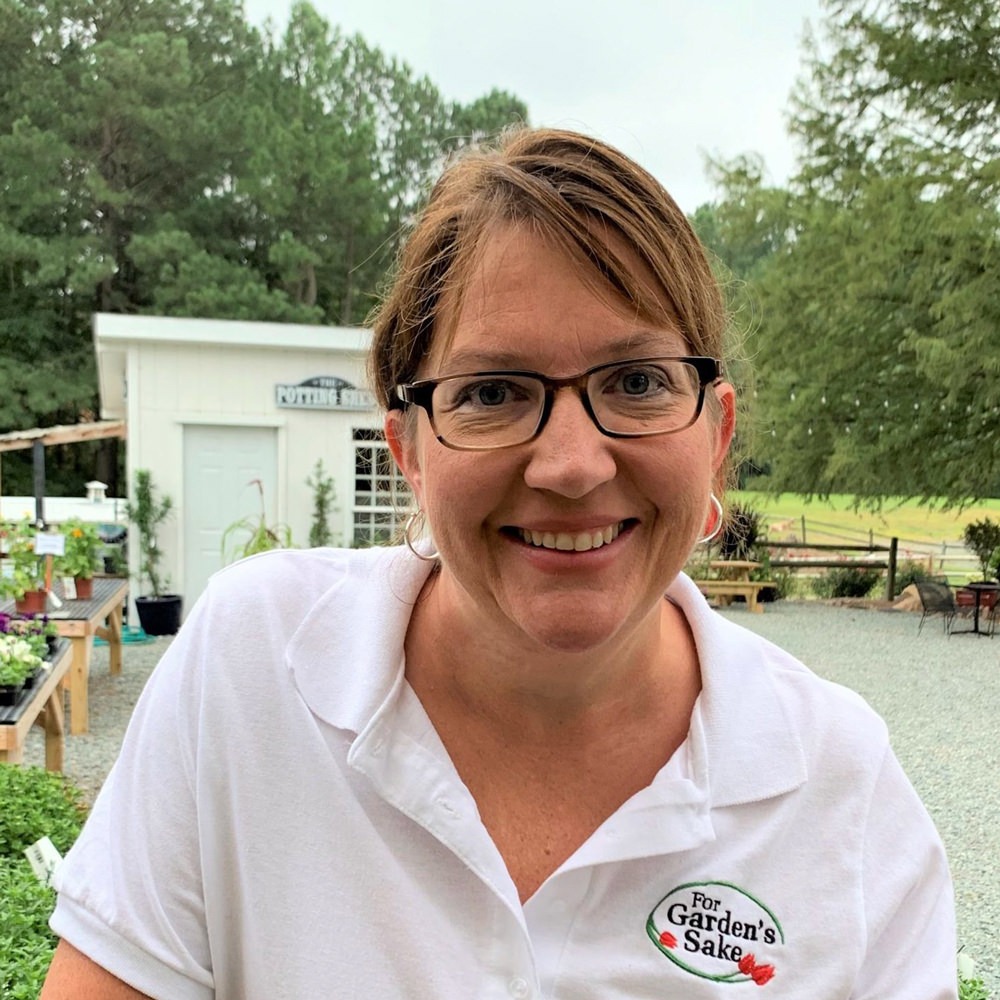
left=403, top=509, right=439, bottom=562
left=697, top=493, right=724, bottom=545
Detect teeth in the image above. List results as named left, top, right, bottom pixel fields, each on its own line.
left=520, top=523, right=624, bottom=552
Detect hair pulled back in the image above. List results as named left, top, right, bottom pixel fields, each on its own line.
left=367, top=126, right=727, bottom=410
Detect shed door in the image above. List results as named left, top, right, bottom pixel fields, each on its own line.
left=183, top=425, right=278, bottom=609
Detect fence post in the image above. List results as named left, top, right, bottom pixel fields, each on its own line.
left=800, top=515, right=807, bottom=543
left=885, top=537, right=898, bottom=601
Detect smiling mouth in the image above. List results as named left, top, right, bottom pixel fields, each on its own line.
left=515, top=521, right=629, bottom=552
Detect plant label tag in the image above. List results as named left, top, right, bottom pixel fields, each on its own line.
left=24, top=836, right=63, bottom=886
left=35, top=533, right=66, bottom=556
left=61, top=576, right=77, bottom=600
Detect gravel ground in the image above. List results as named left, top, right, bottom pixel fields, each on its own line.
left=21, top=600, right=999, bottom=993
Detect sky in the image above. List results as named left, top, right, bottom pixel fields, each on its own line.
left=242, top=0, right=827, bottom=213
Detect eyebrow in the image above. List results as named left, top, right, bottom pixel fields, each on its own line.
left=439, top=331, right=688, bottom=373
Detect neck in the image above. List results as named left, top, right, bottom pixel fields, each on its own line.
left=404, top=569, right=699, bottom=740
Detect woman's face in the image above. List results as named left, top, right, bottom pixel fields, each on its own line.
left=387, top=226, right=735, bottom=654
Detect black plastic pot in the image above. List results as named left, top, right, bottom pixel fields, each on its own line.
left=134, top=594, right=183, bottom=636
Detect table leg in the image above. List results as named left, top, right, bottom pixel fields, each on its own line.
left=41, top=692, right=65, bottom=772
left=106, top=602, right=123, bottom=676
left=68, top=636, right=93, bottom=735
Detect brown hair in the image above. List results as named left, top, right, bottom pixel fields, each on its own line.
left=367, top=126, right=729, bottom=410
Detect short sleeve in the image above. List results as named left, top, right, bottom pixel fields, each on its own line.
left=49, top=594, right=217, bottom=1000
left=852, top=746, right=957, bottom=1000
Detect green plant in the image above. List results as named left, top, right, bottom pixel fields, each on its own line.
left=0, top=518, right=46, bottom=601
left=962, top=518, right=1000, bottom=580
left=893, top=560, right=934, bottom=596
left=958, top=975, right=990, bottom=1000
left=222, top=479, right=294, bottom=562
left=811, top=566, right=881, bottom=599
left=717, top=501, right=766, bottom=561
left=54, top=518, right=101, bottom=580
left=124, top=469, right=173, bottom=597
left=307, top=460, right=338, bottom=548
left=0, top=764, right=87, bottom=999
left=0, top=634, right=43, bottom=687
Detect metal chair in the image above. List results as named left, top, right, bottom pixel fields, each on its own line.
left=915, top=581, right=960, bottom=635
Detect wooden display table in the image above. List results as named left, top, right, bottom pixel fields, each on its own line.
left=0, top=641, right=72, bottom=770
left=1, top=577, right=128, bottom=735
left=693, top=560, right=775, bottom=614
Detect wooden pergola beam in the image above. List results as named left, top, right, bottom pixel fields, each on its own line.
left=0, top=420, right=126, bottom=454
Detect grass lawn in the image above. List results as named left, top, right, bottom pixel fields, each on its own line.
left=735, top=492, right=1000, bottom=547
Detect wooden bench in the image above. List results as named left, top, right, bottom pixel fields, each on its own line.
left=693, top=578, right=776, bottom=613
left=0, top=642, right=72, bottom=771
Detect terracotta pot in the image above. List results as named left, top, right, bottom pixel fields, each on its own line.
left=15, top=589, right=48, bottom=615
left=73, top=576, right=94, bottom=600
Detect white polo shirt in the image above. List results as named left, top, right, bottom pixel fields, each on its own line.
left=50, top=545, right=956, bottom=999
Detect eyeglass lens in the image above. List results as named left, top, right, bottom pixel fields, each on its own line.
left=430, top=358, right=703, bottom=448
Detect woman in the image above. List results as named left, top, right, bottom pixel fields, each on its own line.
left=42, top=128, right=956, bottom=998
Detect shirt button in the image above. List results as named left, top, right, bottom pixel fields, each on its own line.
left=508, top=977, right=531, bottom=999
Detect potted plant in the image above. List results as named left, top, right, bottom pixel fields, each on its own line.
left=962, top=518, right=1000, bottom=581
left=124, top=469, right=183, bottom=636
left=222, top=478, right=294, bottom=562
left=0, top=518, right=48, bottom=613
left=55, top=518, right=101, bottom=600
left=0, top=631, right=44, bottom=705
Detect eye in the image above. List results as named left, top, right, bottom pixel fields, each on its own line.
left=439, top=376, right=537, bottom=412
left=470, top=381, right=510, bottom=406
left=603, top=364, right=672, bottom=398
left=621, top=370, right=654, bottom=395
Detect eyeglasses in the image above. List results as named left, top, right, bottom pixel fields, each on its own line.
left=395, top=356, right=722, bottom=451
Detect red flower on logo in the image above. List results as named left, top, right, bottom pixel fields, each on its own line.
left=737, top=953, right=776, bottom=986
left=658, top=931, right=677, bottom=949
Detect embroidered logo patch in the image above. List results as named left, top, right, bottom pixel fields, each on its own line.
left=646, top=880, right=784, bottom=986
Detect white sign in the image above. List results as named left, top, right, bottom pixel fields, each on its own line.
left=275, top=376, right=375, bottom=411
left=24, top=836, right=63, bottom=886
left=34, top=533, right=66, bottom=556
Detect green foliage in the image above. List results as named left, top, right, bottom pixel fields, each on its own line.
left=0, top=764, right=86, bottom=857
left=306, top=459, right=337, bottom=548
left=0, top=518, right=45, bottom=601
left=958, top=976, right=990, bottom=1000
left=717, top=501, right=766, bottom=561
left=961, top=518, right=1000, bottom=580
left=700, top=0, right=1000, bottom=504
left=0, top=0, right=529, bottom=493
left=0, top=764, right=87, bottom=999
left=811, top=566, right=881, bottom=599
left=53, top=518, right=101, bottom=580
left=222, top=478, right=294, bottom=562
left=124, top=469, right=173, bottom=597
left=893, top=560, right=935, bottom=596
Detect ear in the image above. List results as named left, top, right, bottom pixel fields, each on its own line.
left=711, top=381, right=737, bottom=474
left=385, top=409, right=424, bottom=507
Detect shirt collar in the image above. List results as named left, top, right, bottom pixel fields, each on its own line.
left=289, top=554, right=808, bottom=809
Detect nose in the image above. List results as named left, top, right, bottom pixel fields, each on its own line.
left=522, top=387, right=617, bottom=498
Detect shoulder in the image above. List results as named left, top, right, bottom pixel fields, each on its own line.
left=193, top=545, right=418, bottom=639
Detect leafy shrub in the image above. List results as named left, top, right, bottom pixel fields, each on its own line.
left=893, top=560, right=934, bottom=597
left=959, top=976, right=990, bottom=1000
left=962, top=518, right=1000, bottom=580
left=0, top=765, right=87, bottom=998
left=811, top=566, right=881, bottom=599
left=0, top=860, right=62, bottom=999
left=0, top=764, right=87, bottom=857
left=718, top=501, right=766, bottom=561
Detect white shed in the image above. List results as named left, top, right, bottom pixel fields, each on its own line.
left=94, top=313, right=410, bottom=614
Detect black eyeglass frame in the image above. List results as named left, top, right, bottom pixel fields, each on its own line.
left=394, top=355, right=723, bottom=451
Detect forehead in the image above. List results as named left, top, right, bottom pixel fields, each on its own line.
left=428, top=226, right=687, bottom=374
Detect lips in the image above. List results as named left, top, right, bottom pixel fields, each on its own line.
left=516, top=521, right=626, bottom=552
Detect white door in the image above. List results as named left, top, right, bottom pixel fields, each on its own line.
left=183, top=425, right=278, bottom=609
